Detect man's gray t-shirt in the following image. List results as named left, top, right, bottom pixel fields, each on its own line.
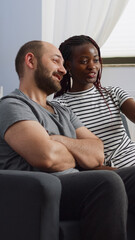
left=0, top=89, right=83, bottom=174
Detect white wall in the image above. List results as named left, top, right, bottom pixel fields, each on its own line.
left=0, top=0, right=42, bottom=96
left=102, top=66, right=135, bottom=141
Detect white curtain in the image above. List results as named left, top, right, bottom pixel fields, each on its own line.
left=42, top=0, right=130, bottom=48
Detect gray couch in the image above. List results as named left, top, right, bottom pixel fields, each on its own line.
left=0, top=114, right=134, bottom=240
left=0, top=170, right=61, bottom=240
left=0, top=169, right=134, bottom=240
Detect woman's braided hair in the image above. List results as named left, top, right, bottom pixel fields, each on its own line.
left=55, top=35, right=103, bottom=97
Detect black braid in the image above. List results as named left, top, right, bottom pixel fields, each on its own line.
left=55, top=35, right=103, bottom=97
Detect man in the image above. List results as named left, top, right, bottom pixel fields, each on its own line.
left=0, top=40, right=134, bottom=240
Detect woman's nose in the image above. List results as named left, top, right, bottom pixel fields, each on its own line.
left=87, top=61, right=95, bottom=69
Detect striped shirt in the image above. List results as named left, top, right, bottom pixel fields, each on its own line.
left=52, top=86, right=135, bottom=168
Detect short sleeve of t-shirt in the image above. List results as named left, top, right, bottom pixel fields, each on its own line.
left=69, top=107, right=84, bottom=130
left=0, top=97, right=38, bottom=138
left=107, top=86, right=133, bottom=107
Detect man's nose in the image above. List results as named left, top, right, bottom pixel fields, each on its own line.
left=59, top=64, right=67, bottom=75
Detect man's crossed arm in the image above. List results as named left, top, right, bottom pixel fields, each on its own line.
left=4, top=120, right=104, bottom=172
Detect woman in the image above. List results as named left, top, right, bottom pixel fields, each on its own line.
left=53, top=35, right=135, bottom=168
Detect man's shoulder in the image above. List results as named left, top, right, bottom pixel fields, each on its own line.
left=1, top=89, right=27, bottom=102
left=0, top=89, right=36, bottom=110
left=1, top=89, right=21, bottom=104
left=0, top=89, right=38, bottom=117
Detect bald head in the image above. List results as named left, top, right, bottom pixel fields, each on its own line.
left=42, top=41, right=57, bottom=52
left=15, top=40, right=62, bottom=79
left=41, top=41, right=63, bottom=62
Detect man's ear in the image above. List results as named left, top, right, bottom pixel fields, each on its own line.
left=25, top=52, right=36, bottom=69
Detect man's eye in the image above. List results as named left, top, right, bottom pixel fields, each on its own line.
left=52, top=58, right=59, bottom=64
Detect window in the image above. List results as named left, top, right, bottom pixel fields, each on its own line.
left=101, top=0, right=135, bottom=58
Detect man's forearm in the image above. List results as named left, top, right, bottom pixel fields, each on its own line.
left=50, top=135, right=104, bottom=169
left=37, top=139, right=76, bottom=172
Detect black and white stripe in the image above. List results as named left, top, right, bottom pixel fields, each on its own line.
left=53, top=86, right=135, bottom=168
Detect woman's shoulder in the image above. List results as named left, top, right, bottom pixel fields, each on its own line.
left=103, top=86, right=124, bottom=95
left=51, top=95, right=68, bottom=107
left=52, top=93, right=72, bottom=104
left=104, top=85, right=120, bottom=91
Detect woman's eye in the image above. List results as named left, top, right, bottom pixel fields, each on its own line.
left=94, top=59, right=99, bottom=63
left=81, top=60, right=88, bottom=64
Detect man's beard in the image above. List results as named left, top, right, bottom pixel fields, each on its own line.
left=34, top=61, right=62, bottom=95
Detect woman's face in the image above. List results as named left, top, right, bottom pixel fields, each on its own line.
left=67, top=43, right=101, bottom=91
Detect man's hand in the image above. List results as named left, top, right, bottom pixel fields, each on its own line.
left=50, top=126, right=104, bottom=169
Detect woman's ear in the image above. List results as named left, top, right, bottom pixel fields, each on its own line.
left=65, top=60, right=71, bottom=72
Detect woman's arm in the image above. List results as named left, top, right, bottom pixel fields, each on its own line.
left=121, top=98, right=135, bottom=123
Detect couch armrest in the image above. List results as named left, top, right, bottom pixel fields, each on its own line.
left=0, top=170, right=61, bottom=240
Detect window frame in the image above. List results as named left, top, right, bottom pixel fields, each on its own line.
left=102, top=57, right=135, bottom=67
